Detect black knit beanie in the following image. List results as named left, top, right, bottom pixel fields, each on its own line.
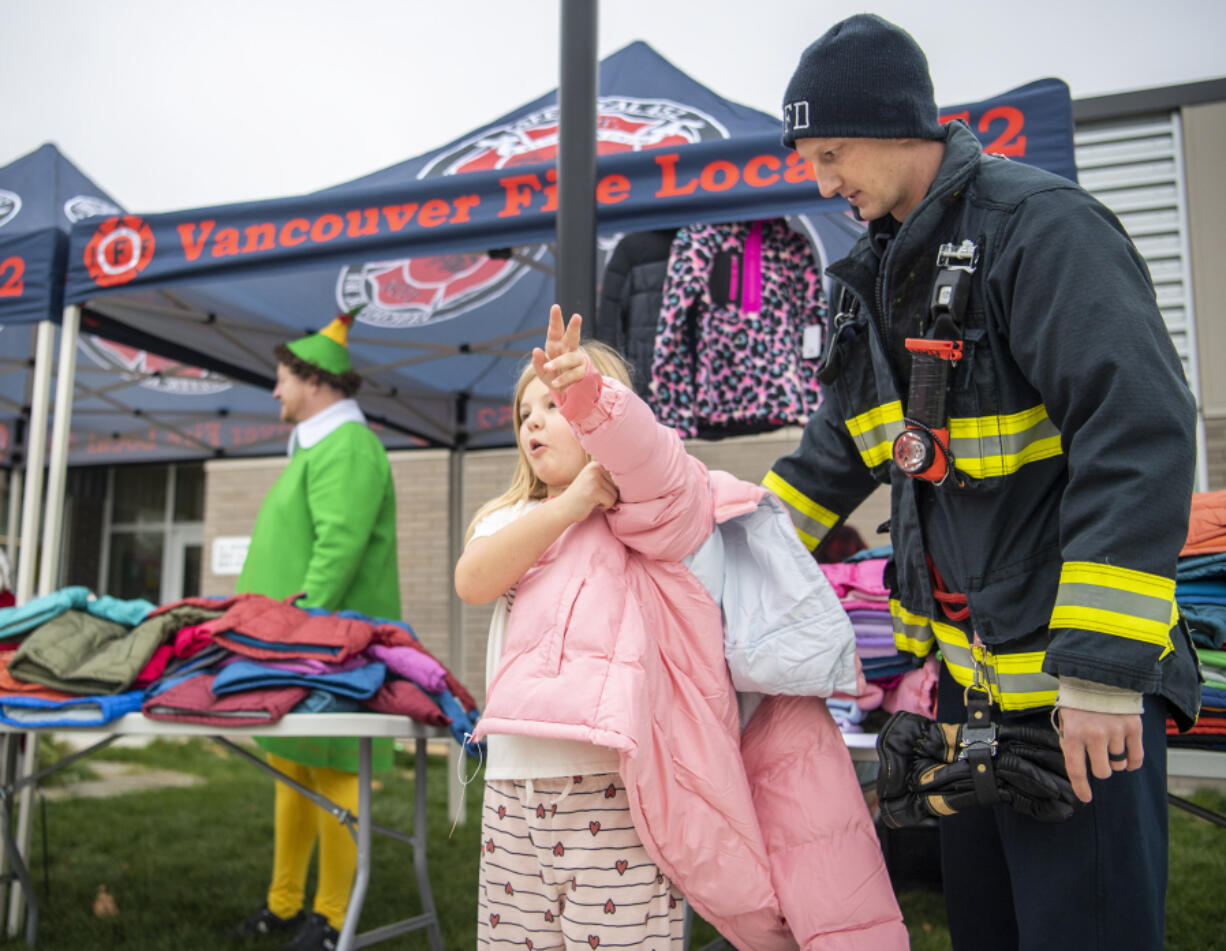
left=781, top=14, right=943, bottom=148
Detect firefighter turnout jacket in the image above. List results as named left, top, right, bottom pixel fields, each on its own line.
left=767, top=121, right=1200, bottom=727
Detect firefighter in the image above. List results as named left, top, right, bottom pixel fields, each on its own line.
left=769, top=14, right=1200, bottom=950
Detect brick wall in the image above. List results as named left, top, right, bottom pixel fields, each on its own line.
left=1204, top=416, right=1226, bottom=490
left=205, top=431, right=890, bottom=707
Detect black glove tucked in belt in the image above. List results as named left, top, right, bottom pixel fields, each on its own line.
left=875, top=709, right=1080, bottom=828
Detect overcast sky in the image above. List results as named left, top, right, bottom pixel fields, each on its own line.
left=3, top=0, right=1223, bottom=213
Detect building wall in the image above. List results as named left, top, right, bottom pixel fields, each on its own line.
left=205, top=430, right=890, bottom=707
left=1183, top=100, right=1226, bottom=486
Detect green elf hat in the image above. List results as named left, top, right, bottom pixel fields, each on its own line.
left=285, top=306, right=361, bottom=375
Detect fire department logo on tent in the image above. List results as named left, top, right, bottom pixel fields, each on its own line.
left=78, top=336, right=232, bottom=396
left=0, top=190, right=20, bottom=230
left=83, top=215, right=156, bottom=288
left=338, top=97, right=727, bottom=329
left=63, top=195, right=122, bottom=224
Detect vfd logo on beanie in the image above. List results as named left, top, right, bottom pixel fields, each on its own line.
left=783, top=101, right=811, bottom=138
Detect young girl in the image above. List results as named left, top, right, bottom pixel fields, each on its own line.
left=456, top=306, right=906, bottom=951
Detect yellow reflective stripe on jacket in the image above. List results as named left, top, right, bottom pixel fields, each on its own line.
left=844, top=401, right=904, bottom=469
left=1050, top=561, right=1177, bottom=656
left=947, top=405, right=1063, bottom=479
left=761, top=471, right=839, bottom=551
left=890, top=600, right=938, bottom=656
left=843, top=402, right=1060, bottom=478
left=890, top=600, right=1058, bottom=710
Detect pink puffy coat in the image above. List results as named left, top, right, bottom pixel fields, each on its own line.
left=474, top=370, right=906, bottom=950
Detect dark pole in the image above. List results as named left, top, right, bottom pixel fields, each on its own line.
left=556, top=0, right=598, bottom=322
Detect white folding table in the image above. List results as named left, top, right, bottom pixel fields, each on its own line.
left=0, top=713, right=448, bottom=950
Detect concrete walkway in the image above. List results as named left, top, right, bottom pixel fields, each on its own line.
left=39, top=731, right=231, bottom=800
left=42, top=759, right=204, bottom=800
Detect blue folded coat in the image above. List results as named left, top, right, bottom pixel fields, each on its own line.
left=211, top=659, right=386, bottom=700
left=0, top=689, right=144, bottom=727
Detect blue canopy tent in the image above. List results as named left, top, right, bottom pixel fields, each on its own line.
left=0, top=145, right=310, bottom=474
left=62, top=42, right=1076, bottom=454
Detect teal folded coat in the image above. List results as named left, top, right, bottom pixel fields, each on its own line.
left=0, top=587, right=155, bottom=640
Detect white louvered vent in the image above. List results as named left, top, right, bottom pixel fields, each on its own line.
left=1074, top=111, right=1205, bottom=486
left=1074, top=114, right=1197, bottom=378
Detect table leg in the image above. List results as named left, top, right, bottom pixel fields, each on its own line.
left=6, top=736, right=37, bottom=939
left=0, top=734, right=11, bottom=915
left=0, top=736, right=36, bottom=948
left=414, top=737, right=443, bottom=951
left=337, top=738, right=372, bottom=951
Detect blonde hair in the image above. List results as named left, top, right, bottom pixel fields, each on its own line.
left=466, top=340, right=632, bottom=541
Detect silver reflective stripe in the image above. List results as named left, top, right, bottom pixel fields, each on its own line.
left=892, top=600, right=1059, bottom=710
left=761, top=471, right=837, bottom=551
left=844, top=401, right=904, bottom=469
left=947, top=405, right=1062, bottom=479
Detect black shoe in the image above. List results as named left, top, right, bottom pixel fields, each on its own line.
left=229, top=904, right=306, bottom=940
left=280, top=912, right=339, bottom=951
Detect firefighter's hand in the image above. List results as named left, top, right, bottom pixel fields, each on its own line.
left=1056, top=707, right=1144, bottom=803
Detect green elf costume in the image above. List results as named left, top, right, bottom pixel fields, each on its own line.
left=231, top=310, right=401, bottom=950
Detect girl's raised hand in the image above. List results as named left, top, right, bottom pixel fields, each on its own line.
left=533, top=304, right=587, bottom=393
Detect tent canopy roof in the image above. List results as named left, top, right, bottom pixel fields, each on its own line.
left=57, top=42, right=1075, bottom=452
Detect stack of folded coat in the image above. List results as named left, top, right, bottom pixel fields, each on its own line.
left=821, top=555, right=908, bottom=731
left=0, top=588, right=160, bottom=726
left=1170, top=490, right=1226, bottom=750
left=0, top=588, right=482, bottom=749
left=820, top=549, right=940, bottom=729
left=140, top=594, right=481, bottom=747
left=820, top=557, right=914, bottom=682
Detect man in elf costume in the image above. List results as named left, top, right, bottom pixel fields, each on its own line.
left=230, top=309, right=400, bottom=951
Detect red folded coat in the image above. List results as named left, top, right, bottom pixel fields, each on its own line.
left=142, top=673, right=307, bottom=727
left=206, top=596, right=375, bottom=663
left=364, top=679, right=451, bottom=726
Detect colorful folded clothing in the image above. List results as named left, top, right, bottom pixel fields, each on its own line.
left=1180, top=602, right=1226, bottom=649
left=820, top=559, right=888, bottom=600
left=0, top=650, right=76, bottom=701
left=1182, top=489, right=1226, bottom=557
left=211, top=659, right=386, bottom=700
left=0, top=587, right=155, bottom=640
left=8, top=611, right=140, bottom=695
left=205, top=596, right=375, bottom=663
left=364, top=679, right=451, bottom=726
left=433, top=687, right=482, bottom=753
left=1176, top=552, right=1226, bottom=581
left=0, top=689, right=144, bottom=727
left=244, top=655, right=369, bottom=677
left=294, top=689, right=363, bottom=714
left=365, top=643, right=447, bottom=693
left=142, top=672, right=307, bottom=726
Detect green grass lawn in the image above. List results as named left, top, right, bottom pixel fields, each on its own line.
left=7, top=737, right=1225, bottom=949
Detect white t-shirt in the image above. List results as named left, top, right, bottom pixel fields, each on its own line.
left=471, top=500, right=621, bottom=781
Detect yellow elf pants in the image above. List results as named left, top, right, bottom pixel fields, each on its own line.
left=265, top=753, right=358, bottom=930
